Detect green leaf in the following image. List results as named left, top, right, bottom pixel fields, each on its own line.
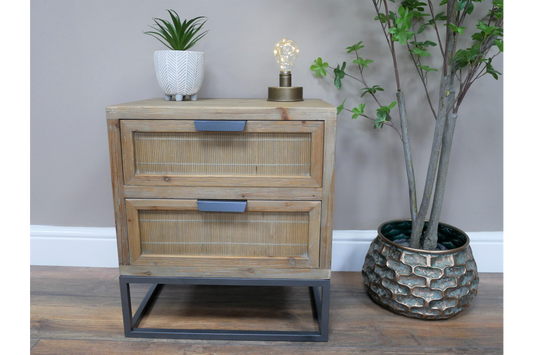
left=495, top=39, right=503, bottom=52
left=351, top=103, right=366, bottom=119
left=375, top=111, right=388, bottom=129
left=435, top=12, right=447, bottom=21
left=418, top=64, right=438, bottom=72
left=493, top=0, right=507, bottom=10
left=417, top=23, right=430, bottom=34
left=447, top=23, right=467, bottom=34
left=471, top=32, right=485, bottom=42
left=310, top=57, right=329, bottom=77
left=457, top=0, right=468, bottom=12
left=395, top=6, right=415, bottom=29
left=144, top=10, right=209, bottom=51
left=389, top=11, right=397, bottom=23
left=466, top=3, right=474, bottom=15
left=374, top=102, right=395, bottom=129
left=360, top=85, right=384, bottom=97
left=346, top=41, right=364, bottom=53
left=376, top=101, right=396, bottom=114
left=485, top=58, right=502, bottom=80
left=452, top=43, right=484, bottom=69
left=411, top=40, right=437, bottom=48
left=477, top=21, right=495, bottom=35
left=413, top=12, right=430, bottom=19
left=389, top=27, right=415, bottom=45
left=398, top=6, right=406, bottom=17
left=494, top=0, right=503, bottom=6
left=337, top=99, right=347, bottom=115
left=333, top=62, right=346, bottom=89
left=353, top=58, right=374, bottom=68
left=410, top=47, right=431, bottom=57
left=374, top=13, right=387, bottom=23
left=423, top=40, right=437, bottom=47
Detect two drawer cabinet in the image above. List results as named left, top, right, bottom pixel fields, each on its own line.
left=106, top=98, right=337, bottom=280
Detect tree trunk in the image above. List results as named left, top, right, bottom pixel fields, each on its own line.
left=409, top=73, right=450, bottom=248
left=396, top=91, right=417, bottom=222
left=410, top=1, right=457, bottom=249
left=423, top=92, right=457, bottom=250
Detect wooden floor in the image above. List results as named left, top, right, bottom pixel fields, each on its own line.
left=30, top=266, right=503, bottom=354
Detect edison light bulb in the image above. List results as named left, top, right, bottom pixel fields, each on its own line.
left=267, top=38, right=303, bottom=101
left=273, top=38, right=299, bottom=73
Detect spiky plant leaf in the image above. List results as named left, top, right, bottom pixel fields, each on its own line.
left=144, top=10, right=209, bottom=50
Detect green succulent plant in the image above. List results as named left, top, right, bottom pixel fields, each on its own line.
left=144, top=9, right=208, bottom=51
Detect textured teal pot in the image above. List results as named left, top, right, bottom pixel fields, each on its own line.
left=362, top=220, right=479, bottom=320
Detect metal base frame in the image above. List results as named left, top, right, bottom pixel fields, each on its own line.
left=119, top=276, right=330, bottom=341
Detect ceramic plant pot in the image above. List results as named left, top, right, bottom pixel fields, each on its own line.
left=154, top=50, right=205, bottom=101
left=362, top=219, right=479, bottom=320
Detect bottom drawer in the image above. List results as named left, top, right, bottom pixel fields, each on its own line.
left=126, top=199, right=321, bottom=269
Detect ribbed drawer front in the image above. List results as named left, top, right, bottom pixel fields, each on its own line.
left=121, top=120, right=324, bottom=187
left=126, top=199, right=321, bottom=268
left=133, top=131, right=311, bottom=176
left=138, top=210, right=309, bottom=257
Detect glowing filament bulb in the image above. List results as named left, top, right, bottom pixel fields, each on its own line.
left=274, top=38, right=299, bottom=73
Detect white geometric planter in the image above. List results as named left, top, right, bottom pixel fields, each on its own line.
left=154, top=50, right=205, bottom=101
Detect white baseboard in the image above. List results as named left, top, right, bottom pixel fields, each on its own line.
left=30, top=225, right=503, bottom=272
left=30, top=225, right=119, bottom=268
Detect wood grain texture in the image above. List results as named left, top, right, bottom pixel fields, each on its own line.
left=125, top=199, right=321, bottom=269
left=106, top=99, right=337, bottom=278
left=30, top=266, right=503, bottom=354
left=107, top=119, right=129, bottom=265
left=123, top=186, right=323, bottom=200
left=120, top=120, right=324, bottom=188
left=119, top=265, right=331, bottom=279
left=106, top=98, right=337, bottom=121
left=320, top=114, right=337, bottom=269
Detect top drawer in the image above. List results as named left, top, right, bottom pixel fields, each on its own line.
left=121, top=120, right=324, bottom=187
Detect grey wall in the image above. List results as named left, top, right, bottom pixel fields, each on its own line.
left=30, top=0, right=503, bottom=231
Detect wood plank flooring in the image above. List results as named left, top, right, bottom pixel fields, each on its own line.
left=30, top=266, right=503, bottom=354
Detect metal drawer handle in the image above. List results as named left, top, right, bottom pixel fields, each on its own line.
left=194, top=120, right=246, bottom=132
left=197, top=200, right=247, bottom=213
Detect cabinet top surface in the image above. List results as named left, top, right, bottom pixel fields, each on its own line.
left=106, top=98, right=337, bottom=119
left=108, top=98, right=334, bottom=109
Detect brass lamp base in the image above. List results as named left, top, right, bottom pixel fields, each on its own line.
left=267, top=86, right=303, bottom=102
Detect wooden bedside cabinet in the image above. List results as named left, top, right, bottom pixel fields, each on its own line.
left=106, top=98, right=337, bottom=341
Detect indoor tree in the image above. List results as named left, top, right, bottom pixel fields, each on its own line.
left=311, top=0, right=503, bottom=250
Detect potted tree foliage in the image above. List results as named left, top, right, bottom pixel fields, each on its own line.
left=310, top=0, right=503, bottom=319
left=144, top=9, right=209, bottom=101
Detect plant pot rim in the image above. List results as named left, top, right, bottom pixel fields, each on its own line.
left=154, top=50, right=204, bottom=54
left=377, top=218, right=471, bottom=254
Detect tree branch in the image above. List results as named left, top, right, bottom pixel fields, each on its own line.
left=327, top=65, right=364, bottom=84
left=406, top=41, right=438, bottom=120
left=428, top=0, right=445, bottom=57
left=342, top=108, right=402, bottom=137
left=371, top=0, right=392, bottom=51
left=328, top=64, right=385, bottom=108
left=383, top=0, right=402, bottom=91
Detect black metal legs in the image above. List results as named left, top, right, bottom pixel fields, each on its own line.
left=119, top=276, right=330, bottom=341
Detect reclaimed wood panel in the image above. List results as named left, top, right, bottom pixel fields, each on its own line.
left=106, top=99, right=337, bottom=278
left=107, top=119, right=129, bottom=265
left=120, top=120, right=323, bottom=188
left=125, top=199, right=321, bottom=269
left=106, top=98, right=338, bottom=121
